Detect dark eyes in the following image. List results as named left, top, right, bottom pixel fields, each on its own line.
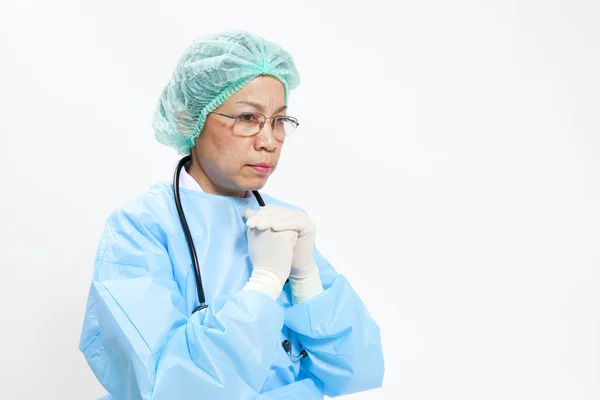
left=238, top=112, right=260, bottom=122
left=236, top=113, right=299, bottom=129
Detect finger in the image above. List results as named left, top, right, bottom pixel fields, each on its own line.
left=245, top=209, right=259, bottom=228
left=271, top=210, right=311, bottom=231
left=246, top=216, right=263, bottom=229
left=255, top=214, right=286, bottom=230
left=250, top=206, right=292, bottom=229
left=255, top=205, right=286, bottom=219
left=270, top=219, right=302, bottom=232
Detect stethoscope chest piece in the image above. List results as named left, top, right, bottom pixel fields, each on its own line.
left=282, top=339, right=308, bottom=361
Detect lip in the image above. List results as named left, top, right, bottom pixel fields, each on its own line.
left=250, top=163, right=273, bottom=168
left=248, top=163, right=273, bottom=174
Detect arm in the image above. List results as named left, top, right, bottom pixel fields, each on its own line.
left=244, top=204, right=385, bottom=396
left=283, top=248, right=385, bottom=397
left=79, top=208, right=283, bottom=400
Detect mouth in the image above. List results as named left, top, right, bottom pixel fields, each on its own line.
left=248, top=163, right=273, bottom=174
left=249, top=163, right=273, bottom=168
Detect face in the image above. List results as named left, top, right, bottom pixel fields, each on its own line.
left=189, top=76, right=288, bottom=197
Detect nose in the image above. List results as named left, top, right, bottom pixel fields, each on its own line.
left=254, top=121, right=278, bottom=151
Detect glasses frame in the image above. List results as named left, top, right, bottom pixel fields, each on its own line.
left=208, top=111, right=299, bottom=138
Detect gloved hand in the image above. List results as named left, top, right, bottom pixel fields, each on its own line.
left=246, top=205, right=324, bottom=304
left=243, top=213, right=298, bottom=301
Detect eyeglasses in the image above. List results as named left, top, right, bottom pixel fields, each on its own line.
left=208, top=111, right=299, bottom=140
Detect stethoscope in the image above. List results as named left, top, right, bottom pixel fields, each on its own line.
left=172, top=155, right=307, bottom=360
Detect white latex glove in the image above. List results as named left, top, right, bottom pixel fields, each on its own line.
left=243, top=211, right=298, bottom=301
left=246, top=205, right=324, bottom=304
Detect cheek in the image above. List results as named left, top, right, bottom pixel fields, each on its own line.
left=274, top=139, right=285, bottom=157
left=212, top=135, right=252, bottom=167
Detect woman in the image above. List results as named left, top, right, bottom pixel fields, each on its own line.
left=79, top=30, right=384, bottom=399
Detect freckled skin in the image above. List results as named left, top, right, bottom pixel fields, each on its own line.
left=188, top=76, right=287, bottom=198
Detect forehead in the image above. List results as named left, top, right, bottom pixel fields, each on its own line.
left=227, top=76, right=285, bottom=107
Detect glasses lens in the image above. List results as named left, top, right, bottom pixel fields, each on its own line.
left=235, top=112, right=263, bottom=136
left=274, top=117, right=298, bottom=138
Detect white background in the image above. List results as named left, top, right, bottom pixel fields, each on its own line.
left=1, top=0, right=599, bottom=399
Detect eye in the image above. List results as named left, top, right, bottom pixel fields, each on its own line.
left=238, top=112, right=259, bottom=122
left=275, top=116, right=298, bottom=127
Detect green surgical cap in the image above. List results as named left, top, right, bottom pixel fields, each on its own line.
left=152, top=30, right=301, bottom=155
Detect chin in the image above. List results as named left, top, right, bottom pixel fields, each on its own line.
left=239, top=177, right=269, bottom=191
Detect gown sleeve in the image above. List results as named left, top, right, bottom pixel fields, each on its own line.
left=283, top=248, right=385, bottom=397
left=257, top=378, right=324, bottom=399
left=79, top=206, right=284, bottom=400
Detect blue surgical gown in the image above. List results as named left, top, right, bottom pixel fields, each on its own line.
left=79, top=182, right=384, bottom=399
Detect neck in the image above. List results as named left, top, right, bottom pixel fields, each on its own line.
left=187, top=156, right=246, bottom=198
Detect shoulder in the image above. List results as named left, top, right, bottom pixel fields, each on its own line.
left=95, top=183, right=175, bottom=273
left=105, top=182, right=175, bottom=234
left=112, top=182, right=173, bottom=214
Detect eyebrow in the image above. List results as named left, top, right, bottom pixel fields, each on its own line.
left=237, top=101, right=287, bottom=114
